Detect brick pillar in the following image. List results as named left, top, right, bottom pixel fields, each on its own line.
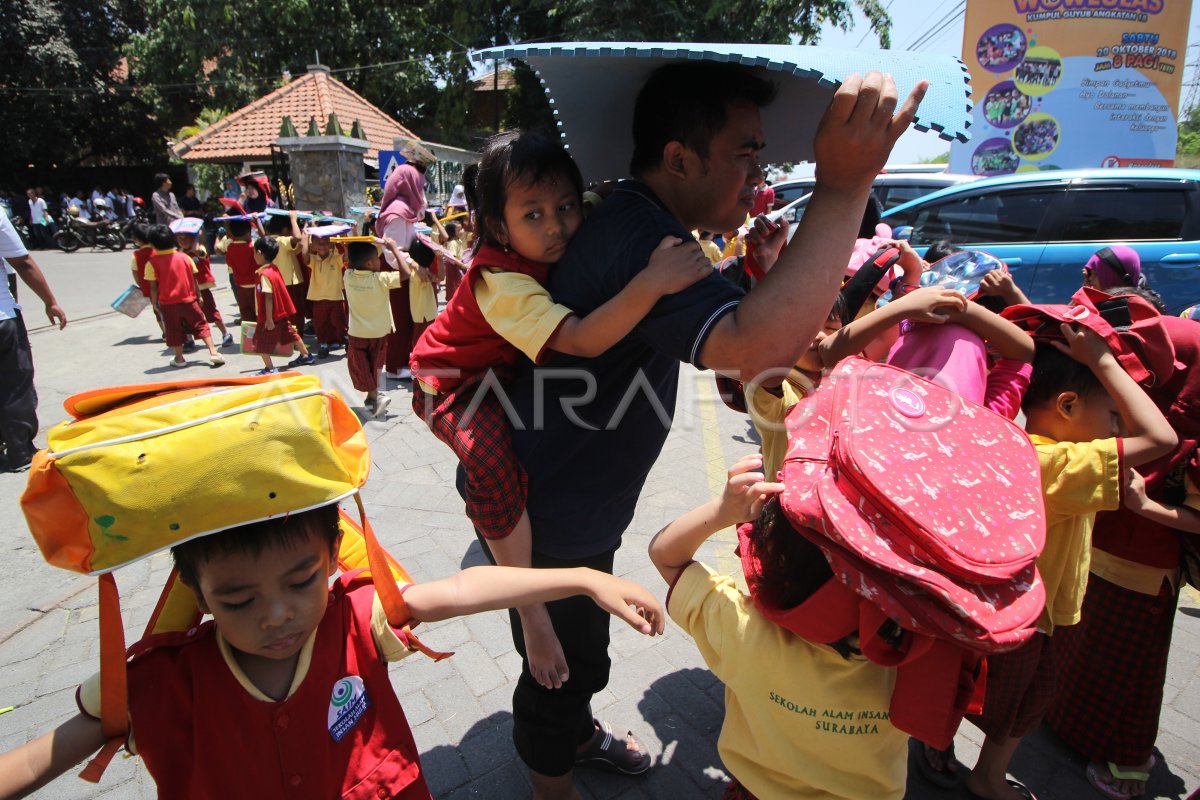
left=273, top=135, right=369, bottom=218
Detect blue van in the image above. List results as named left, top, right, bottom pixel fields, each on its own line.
left=881, top=168, right=1200, bottom=313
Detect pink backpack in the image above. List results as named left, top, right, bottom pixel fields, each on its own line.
left=779, top=356, right=1047, bottom=654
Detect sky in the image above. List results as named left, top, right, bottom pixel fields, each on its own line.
left=815, top=0, right=1200, bottom=167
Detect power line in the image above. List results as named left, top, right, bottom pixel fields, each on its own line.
left=899, top=0, right=956, bottom=51
left=856, top=0, right=898, bottom=49
left=907, top=2, right=966, bottom=52
left=914, top=7, right=966, bottom=53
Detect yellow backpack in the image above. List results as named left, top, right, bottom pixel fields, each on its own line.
left=20, top=374, right=448, bottom=781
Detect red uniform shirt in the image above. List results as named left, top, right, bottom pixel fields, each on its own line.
left=191, top=248, right=215, bottom=286
left=256, top=264, right=297, bottom=322
left=226, top=241, right=259, bottom=286
left=133, top=246, right=154, bottom=297
left=410, top=243, right=551, bottom=394
left=147, top=249, right=197, bottom=305
left=124, top=575, right=430, bottom=800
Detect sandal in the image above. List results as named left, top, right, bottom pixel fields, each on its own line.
left=574, top=718, right=651, bottom=776
left=1086, top=757, right=1155, bottom=800
left=966, top=779, right=1038, bottom=800
left=915, top=741, right=963, bottom=788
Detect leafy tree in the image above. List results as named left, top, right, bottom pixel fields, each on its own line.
left=0, top=0, right=163, bottom=174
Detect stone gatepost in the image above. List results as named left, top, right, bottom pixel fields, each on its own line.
left=273, top=133, right=369, bottom=218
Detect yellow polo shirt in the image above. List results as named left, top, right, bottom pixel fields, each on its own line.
left=307, top=251, right=345, bottom=302
left=344, top=269, right=403, bottom=339
left=410, top=275, right=437, bottom=324
left=669, top=562, right=906, bottom=800
left=1030, top=434, right=1123, bottom=632
left=472, top=268, right=573, bottom=364
left=749, top=370, right=818, bottom=482
left=273, top=236, right=303, bottom=286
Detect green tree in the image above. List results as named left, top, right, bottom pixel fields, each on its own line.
left=0, top=0, right=164, bottom=174
left=1178, top=103, right=1200, bottom=160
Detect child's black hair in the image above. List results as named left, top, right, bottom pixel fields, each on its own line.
left=474, top=131, right=583, bottom=250
left=227, top=218, right=251, bottom=238
left=254, top=236, right=280, bottom=262
left=445, top=221, right=459, bottom=240
left=828, top=292, right=848, bottom=325
left=1021, top=341, right=1107, bottom=415
left=461, top=163, right=479, bottom=212
left=264, top=214, right=290, bottom=235
left=171, top=504, right=340, bottom=594
left=131, top=222, right=152, bottom=246
left=347, top=241, right=378, bottom=269
left=147, top=224, right=176, bottom=251
left=922, top=240, right=961, bottom=265
left=408, top=239, right=435, bottom=269
left=1105, top=285, right=1167, bottom=314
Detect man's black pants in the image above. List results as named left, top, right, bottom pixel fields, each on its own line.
left=477, top=535, right=615, bottom=777
left=0, top=313, right=38, bottom=467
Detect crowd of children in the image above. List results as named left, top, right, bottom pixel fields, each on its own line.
left=3, top=68, right=1199, bottom=800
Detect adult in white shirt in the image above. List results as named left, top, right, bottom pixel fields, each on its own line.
left=0, top=211, right=66, bottom=471
left=24, top=189, right=50, bottom=250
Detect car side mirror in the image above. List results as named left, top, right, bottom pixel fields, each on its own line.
left=892, top=226, right=914, bottom=241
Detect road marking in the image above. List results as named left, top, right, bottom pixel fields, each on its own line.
left=695, top=374, right=743, bottom=584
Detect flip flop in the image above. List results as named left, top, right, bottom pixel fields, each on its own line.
left=574, top=718, right=651, bottom=776
left=966, top=778, right=1039, bottom=800
left=1086, top=757, right=1155, bottom=800
left=914, top=741, right=964, bottom=788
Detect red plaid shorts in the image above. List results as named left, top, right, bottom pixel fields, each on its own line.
left=968, top=632, right=1057, bottom=740
left=412, top=376, right=527, bottom=539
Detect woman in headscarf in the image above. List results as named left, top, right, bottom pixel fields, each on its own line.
left=375, top=162, right=429, bottom=380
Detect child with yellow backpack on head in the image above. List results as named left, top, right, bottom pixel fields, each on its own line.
left=0, top=374, right=664, bottom=798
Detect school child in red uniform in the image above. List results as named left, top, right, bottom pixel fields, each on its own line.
left=171, top=217, right=233, bottom=348
left=129, top=223, right=166, bottom=337
left=0, top=399, right=665, bottom=799
left=143, top=225, right=224, bottom=368
left=251, top=236, right=315, bottom=374
left=216, top=218, right=260, bottom=323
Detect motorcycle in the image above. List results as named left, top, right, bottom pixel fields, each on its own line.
left=54, top=214, right=126, bottom=253
left=120, top=206, right=152, bottom=241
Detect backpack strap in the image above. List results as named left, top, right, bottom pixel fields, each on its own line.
left=352, top=494, right=452, bottom=662
left=78, top=574, right=127, bottom=783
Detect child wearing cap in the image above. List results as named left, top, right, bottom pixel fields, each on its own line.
left=302, top=224, right=350, bottom=359
left=251, top=236, right=315, bottom=374
left=0, top=385, right=664, bottom=799
left=172, top=217, right=233, bottom=349
left=144, top=224, right=225, bottom=368
left=215, top=217, right=260, bottom=323
left=343, top=238, right=413, bottom=417
left=649, top=453, right=909, bottom=799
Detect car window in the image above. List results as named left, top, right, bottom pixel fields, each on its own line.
left=906, top=190, right=1058, bottom=246
left=1057, top=188, right=1186, bottom=241
left=883, top=184, right=944, bottom=210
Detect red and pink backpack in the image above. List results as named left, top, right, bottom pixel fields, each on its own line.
left=741, top=356, right=1047, bottom=746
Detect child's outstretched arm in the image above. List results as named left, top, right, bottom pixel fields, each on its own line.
left=404, top=567, right=665, bottom=636
left=547, top=236, right=712, bottom=357
left=649, top=454, right=783, bottom=585
left=376, top=237, right=415, bottom=278
left=1124, top=470, right=1200, bottom=533
left=942, top=301, right=1035, bottom=362
left=820, top=285, right=967, bottom=366
left=1056, top=324, right=1176, bottom=467
left=0, top=713, right=106, bottom=799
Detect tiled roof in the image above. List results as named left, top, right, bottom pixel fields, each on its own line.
left=172, top=66, right=421, bottom=163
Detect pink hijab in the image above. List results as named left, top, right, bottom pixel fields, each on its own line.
left=376, top=164, right=426, bottom=235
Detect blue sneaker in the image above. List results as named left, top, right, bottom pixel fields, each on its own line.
left=255, top=367, right=278, bottom=376
left=221, top=333, right=234, bottom=348
left=286, top=353, right=317, bottom=368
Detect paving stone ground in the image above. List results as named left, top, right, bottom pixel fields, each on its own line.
left=1, top=253, right=1197, bottom=798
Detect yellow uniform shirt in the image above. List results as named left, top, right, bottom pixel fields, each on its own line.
left=1030, top=434, right=1123, bottom=632
left=749, top=370, right=818, bottom=482
left=445, top=239, right=465, bottom=263
left=472, top=268, right=573, bottom=364
left=307, top=251, right=345, bottom=302
left=669, top=562, right=906, bottom=800
left=273, top=236, right=303, bottom=285
left=699, top=239, right=722, bottom=265
left=410, top=275, right=437, bottom=324
left=78, top=593, right=411, bottom=753
left=344, top=269, right=403, bottom=339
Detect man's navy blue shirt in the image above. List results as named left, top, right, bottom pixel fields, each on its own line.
left=505, top=180, right=743, bottom=559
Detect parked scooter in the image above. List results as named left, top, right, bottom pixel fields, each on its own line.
left=54, top=200, right=126, bottom=253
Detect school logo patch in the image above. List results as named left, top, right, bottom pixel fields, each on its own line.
left=327, top=676, right=370, bottom=742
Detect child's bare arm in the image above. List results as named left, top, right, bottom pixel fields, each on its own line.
left=147, top=279, right=159, bottom=309
left=300, top=229, right=311, bottom=261
left=1125, top=470, right=1200, bottom=532
left=375, top=237, right=414, bottom=278
left=548, top=236, right=712, bottom=357
left=1057, top=324, right=1176, bottom=467
left=978, top=268, right=1030, bottom=306
left=264, top=293, right=274, bottom=329
left=942, top=301, right=1035, bottom=362
left=0, top=713, right=107, bottom=799
left=288, top=210, right=302, bottom=240
left=404, top=567, right=664, bottom=636
left=820, top=286, right=967, bottom=366
left=648, top=454, right=783, bottom=585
